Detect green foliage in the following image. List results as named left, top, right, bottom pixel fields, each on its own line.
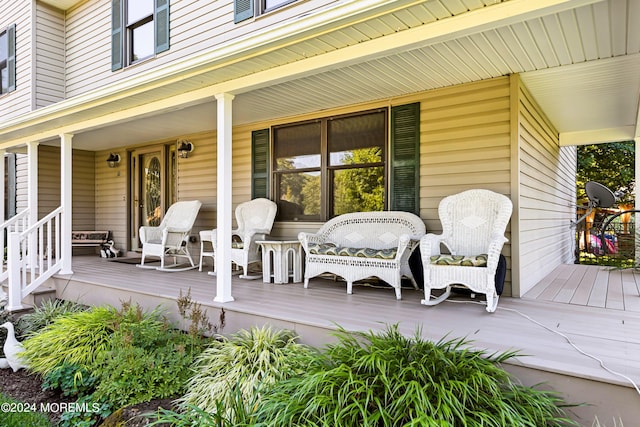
left=179, top=325, right=312, bottom=416
left=0, top=393, right=52, bottom=427
left=151, top=389, right=258, bottom=427
left=20, top=305, right=122, bottom=375
left=57, top=395, right=111, bottom=427
left=577, top=142, right=635, bottom=204
left=333, top=148, right=384, bottom=215
left=16, top=299, right=86, bottom=339
left=92, top=327, right=203, bottom=408
left=41, top=363, right=97, bottom=398
left=256, top=325, right=578, bottom=427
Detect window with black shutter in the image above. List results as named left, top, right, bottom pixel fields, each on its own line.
left=112, top=0, right=169, bottom=71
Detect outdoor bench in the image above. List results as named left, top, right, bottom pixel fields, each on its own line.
left=71, top=231, right=111, bottom=247
left=298, top=211, right=426, bottom=299
left=72, top=231, right=118, bottom=257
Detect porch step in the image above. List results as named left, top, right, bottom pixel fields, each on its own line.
left=0, top=284, right=56, bottom=311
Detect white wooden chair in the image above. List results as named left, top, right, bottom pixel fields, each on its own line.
left=207, top=198, right=277, bottom=278
left=138, top=200, right=202, bottom=272
left=420, top=189, right=512, bottom=312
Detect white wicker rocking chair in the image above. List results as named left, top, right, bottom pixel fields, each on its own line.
left=208, top=198, right=277, bottom=278
left=420, top=189, right=512, bottom=313
left=137, top=200, right=202, bottom=272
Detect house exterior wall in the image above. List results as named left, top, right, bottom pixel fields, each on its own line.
left=63, top=0, right=339, bottom=99
left=514, top=75, right=576, bottom=296
left=80, top=75, right=577, bottom=297
left=38, top=146, right=95, bottom=230
left=0, top=0, right=33, bottom=122
left=34, top=2, right=66, bottom=108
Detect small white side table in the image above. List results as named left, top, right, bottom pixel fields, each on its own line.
left=256, top=239, right=303, bottom=284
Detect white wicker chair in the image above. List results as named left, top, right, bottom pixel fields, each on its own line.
left=138, top=200, right=202, bottom=271
left=420, top=189, right=512, bottom=313
left=209, top=198, right=277, bottom=278
left=299, top=211, right=426, bottom=299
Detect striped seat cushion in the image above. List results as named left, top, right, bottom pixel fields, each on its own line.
left=429, top=254, right=488, bottom=267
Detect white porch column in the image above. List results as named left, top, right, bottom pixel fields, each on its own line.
left=0, top=149, right=5, bottom=225
left=214, top=93, right=235, bottom=302
left=27, top=142, right=39, bottom=225
left=60, top=134, right=74, bottom=275
left=27, top=142, right=39, bottom=269
left=0, top=149, right=5, bottom=303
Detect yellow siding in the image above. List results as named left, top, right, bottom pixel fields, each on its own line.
left=95, top=149, right=127, bottom=254
left=37, top=146, right=95, bottom=230
left=515, top=75, right=576, bottom=296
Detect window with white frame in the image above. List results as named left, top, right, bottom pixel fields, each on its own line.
left=0, top=24, right=16, bottom=94
left=234, top=0, right=296, bottom=23
left=111, top=0, right=169, bottom=71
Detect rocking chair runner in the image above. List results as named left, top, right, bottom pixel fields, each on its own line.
left=420, top=189, right=512, bottom=313
left=205, top=198, right=277, bottom=278
left=137, top=200, right=202, bottom=272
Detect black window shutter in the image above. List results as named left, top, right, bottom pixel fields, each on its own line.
left=7, top=24, right=16, bottom=92
left=390, top=102, right=420, bottom=214
left=251, top=129, right=270, bottom=199
left=6, top=153, right=16, bottom=217
left=111, top=0, right=123, bottom=71
left=234, top=0, right=254, bottom=23
left=155, top=0, right=169, bottom=54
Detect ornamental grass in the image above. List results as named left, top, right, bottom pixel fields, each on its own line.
left=255, top=324, right=578, bottom=427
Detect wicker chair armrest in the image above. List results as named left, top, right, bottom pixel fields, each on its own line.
left=419, top=233, right=444, bottom=257
left=395, top=234, right=412, bottom=259
left=139, top=226, right=163, bottom=243
left=485, top=235, right=508, bottom=270
left=298, top=232, right=325, bottom=252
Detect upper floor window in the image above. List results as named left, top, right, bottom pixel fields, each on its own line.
left=111, top=0, right=169, bottom=71
left=0, top=24, right=16, bottom=94
left=235, top=0, right=296, bottom=23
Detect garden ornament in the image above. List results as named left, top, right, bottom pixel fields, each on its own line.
left=0, top=321, right=28, bottom=372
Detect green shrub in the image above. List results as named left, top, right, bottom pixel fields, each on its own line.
left=16, top=299, right=86, bottom=338
left=92, top=327, right=204, bottom=408
left=256, top=324, right=578, bottom=427
left=179, top=325, right=312, bottom=416
left=21, top=303, right=166, bottom=376
left=41, top=362, right=97, bottom=398
left=0, top=393, right=52, bottom=427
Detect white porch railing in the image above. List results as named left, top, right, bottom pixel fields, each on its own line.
left=2, top=207, right=63, bottom=310
left=0, top=208, right=30, bottom=284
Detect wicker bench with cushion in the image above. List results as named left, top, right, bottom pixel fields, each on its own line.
left=298, top=211, right=426, bottom=299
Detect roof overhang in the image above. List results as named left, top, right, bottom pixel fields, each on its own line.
left=2, top=0, right=637, bottom=150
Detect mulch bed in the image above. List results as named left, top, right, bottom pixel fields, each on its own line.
left=0, top=368, right=175, bottom=426
left=0, top=367, right=74, bottom=425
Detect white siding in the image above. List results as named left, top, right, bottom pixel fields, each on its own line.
left=516, top=76, right=576, bottom=296
left=63, top=0, right=339, bottom=98
left=35, top=2, right=66, bottom=108
left=0, top=0, right=33, bottom=123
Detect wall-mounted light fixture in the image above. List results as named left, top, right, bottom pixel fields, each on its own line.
left=106, top=152, right=121, bottom=168
left=177, top=139, right=194, bottom=159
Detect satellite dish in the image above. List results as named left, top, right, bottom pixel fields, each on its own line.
left=585, top=181, right=616, bottom=209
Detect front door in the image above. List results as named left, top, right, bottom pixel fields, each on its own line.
left=130, top=144, right=176, bottom=250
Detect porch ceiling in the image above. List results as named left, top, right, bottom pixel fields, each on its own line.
left=4, top=0, right=640, bottom=150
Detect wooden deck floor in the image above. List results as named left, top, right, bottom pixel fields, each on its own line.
left=51, top=257, right=640, bottom=422
left=523, top=263, right=640, bottom=312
